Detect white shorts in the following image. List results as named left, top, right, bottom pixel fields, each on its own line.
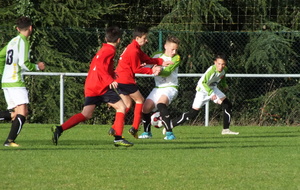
left=192, top=86, right=226, bottom=109
left=146, top=87, right=178, bottom=111
left=3, top=87, right=29, bottom=109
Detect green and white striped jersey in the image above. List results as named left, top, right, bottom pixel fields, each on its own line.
left=152, top=51, right=180, bottom=88
left=0, top=34, right=39, bottom=88
left=196, top=65, right=228, bottom=95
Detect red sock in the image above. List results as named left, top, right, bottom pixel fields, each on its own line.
left=132, top=103, right=143, bottom=129
left=61, top=113, right=86, bottom=131
left=113, top=112, right=125, bottom=136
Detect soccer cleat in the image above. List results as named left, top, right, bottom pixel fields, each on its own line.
left=164, top=131, right=176, bottom=140
left=128, top=127, right=138, bottom=139
left=138, top=132, right=153, bottom=139
left=162, top=127, right=166, bottom=135
left=3, top=142, right=19, bottom=147
left=108, top=128, right=116, bottom=136
left=114, top=138, right=134, bottom=147
left=51, top=126, right=62, bottom=145
left=221, top=129, right=239, bottom=135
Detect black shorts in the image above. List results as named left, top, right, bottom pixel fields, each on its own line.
left=117, top=83, right=139, bottom=95
left=84, top=88, right=121, bottom=106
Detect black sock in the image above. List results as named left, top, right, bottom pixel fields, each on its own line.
left=114, top=135, right=122, bottom=140
left=142, top=113, right=151, bottom=132
left=5, top=114, right=26, bottom=143
left=57, top=126, right=63, bottom=133
left=0, top=110, right=12, bottom=121
left=157, top=103, right=172, bottom=132
left=222, top=99, right=232, bottom=129
left=171, top=108, right=199, bottom=127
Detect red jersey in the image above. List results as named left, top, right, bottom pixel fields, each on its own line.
left=115, top=40, right=163, bottom=84
left=84, top=43, right=116, bottom=97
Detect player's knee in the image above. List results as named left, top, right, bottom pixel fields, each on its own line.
left=188, top=108, right=199, bottom=119
left=82, top=113, right=92, bottom=120
left=221, top=98, right=232, bottom=110
left=157, top=103, right=169, bottom=116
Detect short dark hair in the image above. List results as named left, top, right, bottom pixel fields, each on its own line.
left=214, top=53, right=227, bottom=62
left=16, top=16, right=32, bottom=30
left=133, top=26, right=148, bottom=39
left=105, top=26, right=122, bottom=43
left=166, top=36, right=180, bottom=45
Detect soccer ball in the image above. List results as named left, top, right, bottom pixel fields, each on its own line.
left=151, top=112, right=163, bottom=128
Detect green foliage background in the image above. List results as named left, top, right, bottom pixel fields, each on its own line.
left=1, top=0, right=300, bottom=125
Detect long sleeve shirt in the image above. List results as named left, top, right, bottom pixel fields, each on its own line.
left=115, top=40, right=163, bottom=84
left=1, top=34, right=39, bottom=88
left=84, top=43, right=116, bottom=97
left=152, top=51, right=180, bottom=88
left=196, top=65, right=228, bottom=95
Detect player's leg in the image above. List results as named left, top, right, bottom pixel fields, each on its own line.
left=127, top=90, right=144, bottom=138
left=171, top=91, right=207, bottom=128
left=212, top=88, right=238, bottom=135
left=220, top=98, right=239, bottom=135
left=139, top=98, right=155, bottom=139
left=171, top=108, right=200, bottom=127
left=119, top=94, right=132, bottom=114
left=108, top=99, right=133, bottom=147
left=3, top=88, right=28, bottom=147
left=155, top=95, right=176, bottom=140
left=52, top=97, right=96, bottom=145
left=58, top=105, right=95, bottom=131
left=4, top=104, right=27, bottom=147
left=0, top=109, right=14, bottom=121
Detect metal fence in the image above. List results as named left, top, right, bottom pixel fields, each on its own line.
left=23, top=72, right=300, bottom=126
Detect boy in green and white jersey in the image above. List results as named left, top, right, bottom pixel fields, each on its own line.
left=171, top=53, right=239, bottom=135
left=139, top=36, right=180, bottom=140
left=0, top=16, right=45, bottom=147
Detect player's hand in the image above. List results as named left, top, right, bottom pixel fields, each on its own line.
left=109, top=81, right=118, bottom=89
left=162, top=60, right=174, bottom=67
left=152, top=65, right=162, bottom=76
left=37, top=62, right=45, bottom=70
left=210, top=94, right=217, bottom=101
left=140, top=63, right=147, bottom=67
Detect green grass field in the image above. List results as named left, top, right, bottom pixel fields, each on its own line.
left=0, top=124, right=299, bottom=190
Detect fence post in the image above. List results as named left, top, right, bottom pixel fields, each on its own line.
left=159, top=30, right=163, bottom=51
left=205, top=102, right=209, bottom=126
left=60, top=74, right=65, bottom=124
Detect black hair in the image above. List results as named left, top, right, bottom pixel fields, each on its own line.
left=132, top=26, right=148, bottom=39
left=214, top=53, right=227, bottom=62
left=16, top=16, right=32, bottom=30
left=105, top=26, right=122, bottom=43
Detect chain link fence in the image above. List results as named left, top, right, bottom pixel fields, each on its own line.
left=1, top=28, right=300, bottom=125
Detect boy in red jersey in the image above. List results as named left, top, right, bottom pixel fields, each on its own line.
left=52, top=26, right=133, bottom=147
left=111, top=26, right=173, bottom=139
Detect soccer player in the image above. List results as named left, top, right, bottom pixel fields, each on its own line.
left=170, top=53, right=239, bottom=135
left=111, top=26, right=173, bottom=139
left=138, top=36, right=181, bottom=140
left=0, top=16, right=46, bottom=147
left=51, top=26, right=134, bottom=147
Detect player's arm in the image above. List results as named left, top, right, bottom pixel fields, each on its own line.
left=19, top=39, right=39, bottom=71
left=140, top=50, right=164, bottom=66
left=159, top=55, right=180, bottom=77
left=199, top=67, right=215, bottom=95
left=130, top=50, right=154, bottom=74
left=0, top=45, right=7, bottom=74
left=97, top=51, right=115, bottom=87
